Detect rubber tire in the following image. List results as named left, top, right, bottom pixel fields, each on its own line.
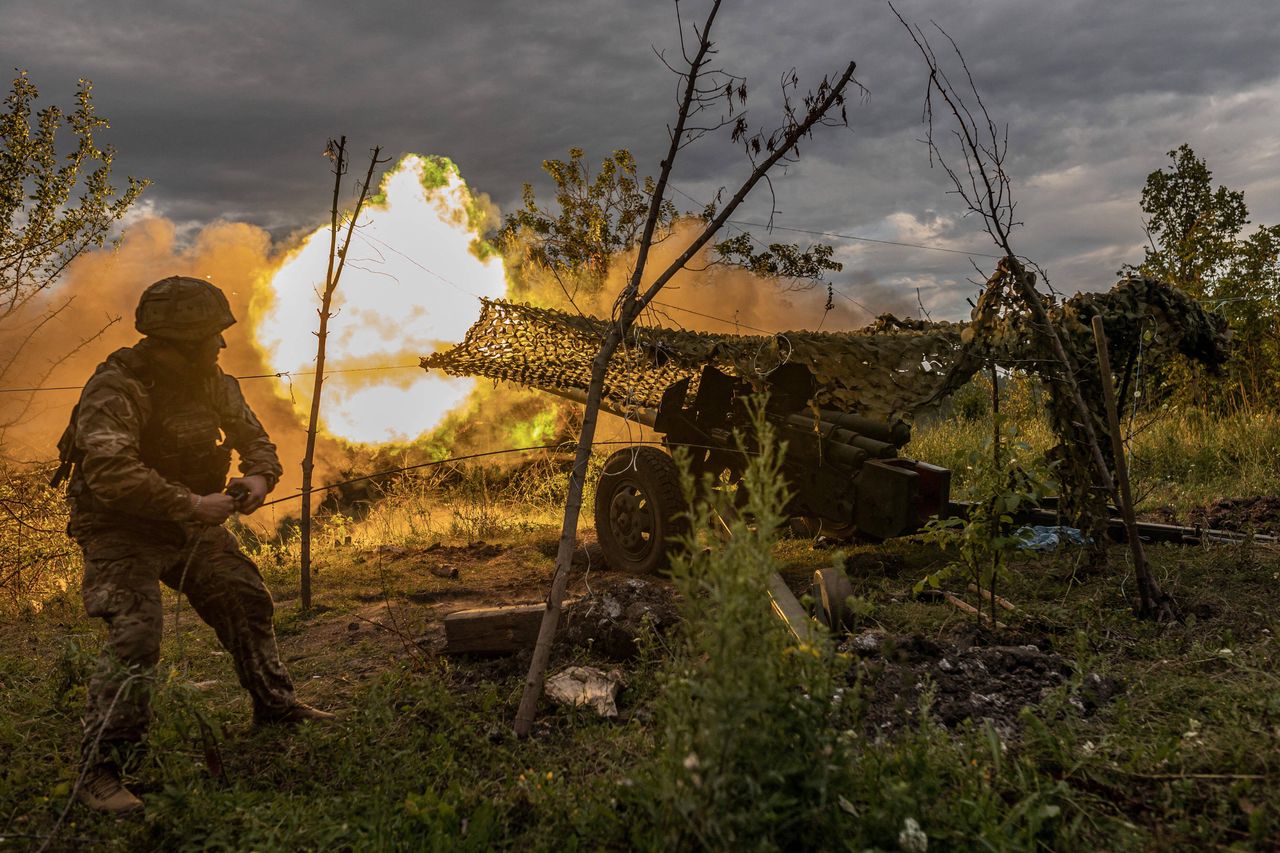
left=594, top=446, right=689, bottom=574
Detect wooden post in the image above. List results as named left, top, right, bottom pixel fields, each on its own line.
left=1091, top=315, right=1172, bottom=620
left=511, top=1, right=858, bottom=735
left=990, top=362, right=1000, bottom=468
left=989, top=361, right=1000, bottom=626
left=299, top=140, right=382, bottom=611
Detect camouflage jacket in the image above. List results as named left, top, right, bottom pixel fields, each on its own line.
left=63, top=338, right=282, bottom=530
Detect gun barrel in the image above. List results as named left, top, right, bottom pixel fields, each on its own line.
left=784, top=413, right=898, bottom=461
left=815, top=409, right=911, bottom=446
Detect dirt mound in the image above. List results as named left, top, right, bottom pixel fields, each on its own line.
left=557, top=577, right=680, bottom=660
left=1197, top=496, right=1280, bottom=534
left=849, top=629, right=1119, bottom=737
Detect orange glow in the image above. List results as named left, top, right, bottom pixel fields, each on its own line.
left=252, top=155, right=506, bottom=444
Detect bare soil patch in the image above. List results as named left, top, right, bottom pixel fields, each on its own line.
left=1146, top=495, right=1280, bottom=535
left=1196, top=495, right=1280, bottom=534
left=277, top=535, right=680, bottom=679
left=847, top=626, right=1121, bottom=738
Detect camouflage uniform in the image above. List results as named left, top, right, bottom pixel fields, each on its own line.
left=63, top=336, right=293, bottom=760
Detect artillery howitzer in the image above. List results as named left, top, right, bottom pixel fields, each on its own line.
left=422, top=299, right=960, bottom=629
left=549, top=363, right=950, bottom=574
left=423, top=278, right=1230, bottom=632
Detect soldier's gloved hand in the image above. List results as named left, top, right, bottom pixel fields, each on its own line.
left=227, top=475, right=270, bottom=514
left=191, top=492, right=237, bottom=525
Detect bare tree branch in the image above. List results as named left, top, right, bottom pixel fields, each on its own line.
left=892, top=2, right=1178, bottom=621
left=514, top=0, right=860, bottom=736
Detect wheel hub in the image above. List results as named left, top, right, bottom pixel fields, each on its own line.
left=608, top=484, right=655, bottom=558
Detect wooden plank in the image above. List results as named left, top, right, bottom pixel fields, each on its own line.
left=966, top=582, right=1019, bottom=613
left=766, top=573, right=819, bottom=645
left=715, top=504, right=822, bottom=645
left=942, top=591, right=1006, bottom=630
left=444, top=603, right=547, bottom=654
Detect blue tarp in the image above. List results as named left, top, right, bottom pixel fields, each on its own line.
left=1016, top=525, right=1089, bottom=551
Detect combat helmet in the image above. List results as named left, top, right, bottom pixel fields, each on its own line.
left=135, top=276, right=236, bottom=340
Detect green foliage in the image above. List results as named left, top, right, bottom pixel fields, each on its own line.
left=908, top=371, right=1055, bottom=494
left=497, top=146, right=843, bottom=304
left=1125, top=144, right=1280, bottom=407
left=1, top=71, right=148, bottom=442
left=918, top=418, right=1052, bottom=614
left=0, top=463, right=80, bottom=617
left=1126, top=406, right=1280, bottom=507
left=712, top=232, right=844, bottom=285
left=0, top=71, right=147, bottom=326
left=498, top=148, right=668, bottom=295
left=1129, top=144, right=1249, bottom=297
left=640, top=402, right=855, bottom=847
left=6, top=442, right=1280, bottom=846
left=915, top=390, right=1280, bottom=517
left=447, top=466, right=500, bottom=544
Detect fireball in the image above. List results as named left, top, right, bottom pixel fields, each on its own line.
left=253, top=155, right=506, bottom=444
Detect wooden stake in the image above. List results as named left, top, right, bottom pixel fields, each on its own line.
left=1091, top=315, right=1176, bottom=621
left=511, top=2, right=858, bottom=735
left=299, top=140, right=383, bottom=611
left=966, top=582, right=1018, bottom=613
left=942, top=591, right=1006, bottom=629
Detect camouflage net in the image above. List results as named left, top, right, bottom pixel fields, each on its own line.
left=422, top=277, right=1225, bottom=425
left=421, top=299, right=972, bottom=423
left=974, top=274, right=1229, bottom=550
left=423, top=275, right=1229, bottom=546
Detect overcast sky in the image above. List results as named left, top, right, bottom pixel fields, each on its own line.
left=3, top=0, right=1277, bottom=320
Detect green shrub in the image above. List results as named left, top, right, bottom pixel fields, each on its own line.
left=638, top=402, right=854, bottom=847
left=0, top=464, right=81, bottom=618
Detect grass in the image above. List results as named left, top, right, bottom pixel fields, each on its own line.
left=908, top=371, right=1280, bottom=512
left=3, top=405, right=1280, bottom=849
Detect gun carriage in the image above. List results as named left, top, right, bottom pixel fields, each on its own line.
left=423, top=299, right=965, bottom=582
left=422, top=278, right=1230, bottom=630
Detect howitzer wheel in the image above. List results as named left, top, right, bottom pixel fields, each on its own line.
left=595, top=446, right=689, bottom=574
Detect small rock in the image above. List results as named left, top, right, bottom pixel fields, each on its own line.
left=1074, top=672, right=1122, bottom=715
left=544, top=666, right=624, bottom=718
left=852, top=631, right=884, bottom=655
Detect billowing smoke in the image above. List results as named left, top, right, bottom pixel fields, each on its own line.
left=588, top=218, right=915, bottom=333
left=2, top=157, right=922, bottom=530
left=0, top=216, right=345, bottom=524
left=253, top=155, right=506, bottom=445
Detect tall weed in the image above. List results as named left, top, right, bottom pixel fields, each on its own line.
left=908, top=371, right=1055, bottom=487
left=1127, top=406, right=1280, bottom=505
left=639, top=403, right=854, bottom=847
left=0, top=464, right=80, bottom=617
left=911, top=373, right=1280, bottom=510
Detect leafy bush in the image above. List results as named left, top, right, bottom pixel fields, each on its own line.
left=919, top=419, right=1052, bottom=619
left=0, top=464, right=80, bottom=617
left=639, top=403, right=855, bottom=847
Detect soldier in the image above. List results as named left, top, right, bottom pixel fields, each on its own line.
left=53, top=276, right=333, bottom=815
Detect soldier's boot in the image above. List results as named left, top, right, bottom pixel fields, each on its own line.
left=253, top=702, right=337, bottom=726
left=77, top=764, right=144, bottom=815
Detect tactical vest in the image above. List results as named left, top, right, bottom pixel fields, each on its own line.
left=52, top=345, right=233, bottom=508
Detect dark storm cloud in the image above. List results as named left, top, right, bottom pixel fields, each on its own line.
left=3, top=0, right=1277, bottom=318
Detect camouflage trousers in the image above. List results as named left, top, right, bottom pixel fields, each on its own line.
left=73, top=522, right=296, bottom=762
